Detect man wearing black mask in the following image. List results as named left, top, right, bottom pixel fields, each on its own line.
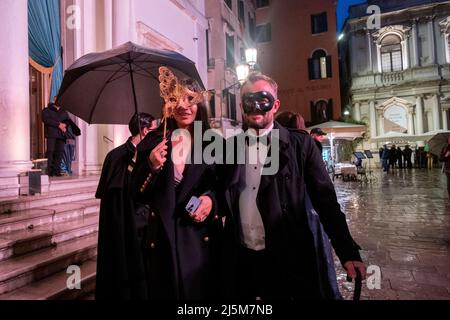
left=219, top=73, right=366, bottom=300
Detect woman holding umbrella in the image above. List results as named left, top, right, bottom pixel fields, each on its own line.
left=131, top=68, right=223, bottom=300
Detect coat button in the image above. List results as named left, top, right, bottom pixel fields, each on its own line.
left=150, top=242, right=156, bottom=249
left=203, top=236, right=210, bottom=243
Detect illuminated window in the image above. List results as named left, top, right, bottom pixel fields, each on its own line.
left=381, top=34, right=402, bottom=72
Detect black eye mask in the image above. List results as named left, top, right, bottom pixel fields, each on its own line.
left=242, top=91, right=275, bottom=114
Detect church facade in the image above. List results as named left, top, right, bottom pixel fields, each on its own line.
left=341, top=0, right=450, bottom=155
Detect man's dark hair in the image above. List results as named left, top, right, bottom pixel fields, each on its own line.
left=128, top=112, right=155, bottom=136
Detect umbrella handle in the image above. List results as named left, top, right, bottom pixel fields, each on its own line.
left=352, top=269, right=363, bottom=301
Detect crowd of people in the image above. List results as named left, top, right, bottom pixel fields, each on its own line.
left=379, top=144, right=413, bottom=172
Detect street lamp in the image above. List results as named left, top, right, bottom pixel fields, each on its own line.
left=245, top=48, right=258, bottom=68
left=218, top=48, right=257, bottom=132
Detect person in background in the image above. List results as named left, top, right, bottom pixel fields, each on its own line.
left=381, top=145, right=390, bottom=173
left=389, top=145, right=397, bottom=170
left=42, top=97, right=70, bottom=177
left=95, top=112, right=156, bottom=300
left=310, top=128, right=327, bottom=154
left=396, top=146, right=403, bottom=169
left=403, top=145, right=413, bottom=169
left=439, top=136, right=450, bottom=198
left=60, top=117, right=81, bottom=176
left=276, top=111, right=306, bottom=131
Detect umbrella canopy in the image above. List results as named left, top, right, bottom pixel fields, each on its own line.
left=307, top=121, right=366, bottom=140
left=57, top=42, right=204, bottom=124
left=371, top=131, right=419, bottom=143
left=426, top=131, right=450, bottom=156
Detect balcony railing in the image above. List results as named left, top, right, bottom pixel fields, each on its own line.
left=351, top=65, right=442, bottom=90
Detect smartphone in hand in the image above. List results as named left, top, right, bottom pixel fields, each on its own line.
left=185, top=196, right=202, bottom=217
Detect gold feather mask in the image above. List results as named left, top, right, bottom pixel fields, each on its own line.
left=158, top=67, right=211, bottom=138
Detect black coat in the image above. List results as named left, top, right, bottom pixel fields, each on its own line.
left=42, top=103, right=70, bottom=140
left=131, top=131, right=223, bottom=300
left=218, top=122, right=361, bottom=300
left=95, top=139, right=149, bottom=300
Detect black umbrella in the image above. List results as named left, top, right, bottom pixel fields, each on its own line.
left=57, top=42, right=204, bottom=124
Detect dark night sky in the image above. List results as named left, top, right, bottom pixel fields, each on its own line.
left=337, top=0, right=367, bottom=31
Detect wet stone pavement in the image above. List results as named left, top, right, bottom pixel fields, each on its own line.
left=332, top=168, right=450, bottom=300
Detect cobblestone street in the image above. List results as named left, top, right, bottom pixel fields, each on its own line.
left=333, top=168, right=450, bottom=300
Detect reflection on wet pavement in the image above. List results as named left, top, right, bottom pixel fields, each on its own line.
left=332, top=169, right=450, bottom=300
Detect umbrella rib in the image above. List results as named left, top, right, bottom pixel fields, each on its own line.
left=88, top=66, right=128, bottom=123
left=107, top=71, right=135, bottom=84
left=132, top=63, right=159, bottom=81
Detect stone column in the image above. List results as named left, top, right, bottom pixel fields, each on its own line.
left=353, top=102, right=361, bottom=121
left=432, top=94, right=441, bottom=131
left=415, top=95, right=424, bottom=134
left=0, top=0, right=32, bottom=197
left=442, top=109, right=448, bottom=131
left=408, top=109, right=415, bottom=135
left=415, top=95, right=425, bottom=147
left=367, top=30, right=373, bottom=73
left=376, top=44, right=382, bottom=73
left=428, top=17, right=436, bottom=65
left=378, top=110, right=384, bottom=136
left=369, top=101, right=377, bottom=148
left=412, top=19, right=419, bottom=67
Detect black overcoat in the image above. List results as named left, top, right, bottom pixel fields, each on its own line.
left=218, top=122, right=362, bottom=300
left=95, top=139, right=149, bottom=300
left=131, top=131, right=223, bottom=300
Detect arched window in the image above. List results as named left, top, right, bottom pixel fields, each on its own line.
left=310, top=99, right=333, bottom=124
left=308, top=49, right=332, bottom=80
left=380, top=34, right=402, bottom=72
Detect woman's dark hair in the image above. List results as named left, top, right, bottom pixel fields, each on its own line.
left=128, top=112, right=155, bottom=136
left=276, top=111, right=306, bottom=130
left=156, top=78, right=211, bottom=136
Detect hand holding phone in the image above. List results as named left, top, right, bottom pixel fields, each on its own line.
left=186, top=196, right=202, bottom=217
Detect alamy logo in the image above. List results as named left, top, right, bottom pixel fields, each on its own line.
left=66, top=265, right=81, bottom=290
left=367, top=5, right=381, bottom=30
left=66, top=5, right=81, bottom=30
left=366, top=265, right=382, bottom=290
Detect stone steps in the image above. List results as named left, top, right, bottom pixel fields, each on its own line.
left=0, top=176, right=101, bottom=299
left=0, top=186, right=97, bottom=214
left=0, top=212, right=99, bottom=262
left=0, top=233, right=98, bottom=296
left=0, top=258, right=97, bottom=300
left=47, top=176, right=99, bottom=193
left=0, top=198, right=100, bottom=234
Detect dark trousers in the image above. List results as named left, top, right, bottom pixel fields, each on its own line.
left=61, top=143, right=75, bottom=175
left=237, top=246, right=270, bottom=300
left=46, top=138, right=65, bottom=176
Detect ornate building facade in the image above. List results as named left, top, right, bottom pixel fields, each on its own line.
left=256, top=0, right=342, bottom=126
left=341, top=0, right=450, bottom=154
left=0, top=0, right=209, bottom=197
left=205, top=0, right=256, bottom=131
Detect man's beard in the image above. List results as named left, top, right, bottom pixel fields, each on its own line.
left=244, top=112, right=272, bottom=130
